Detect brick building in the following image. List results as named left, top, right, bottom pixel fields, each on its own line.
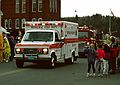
left=1, top=0, right=61, bottom=37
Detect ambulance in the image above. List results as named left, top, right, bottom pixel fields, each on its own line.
left=14, top=21, right=79, bottom=68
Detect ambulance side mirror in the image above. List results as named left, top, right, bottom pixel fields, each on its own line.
left=61, top=37, right=65, bottom=42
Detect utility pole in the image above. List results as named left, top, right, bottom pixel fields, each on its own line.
left=109, top=8, right=114, bottom=35
left=109, top=15, right=111, bottom=35
left=75, top=10, right=78, bottom=24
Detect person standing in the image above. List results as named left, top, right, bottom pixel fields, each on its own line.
left=16, top=30, right=22, bottom=43
left=2, top=32, right=11, bottom=62
left=103, top=44, right=111, bottom=75
left=0, top=32, right=3, bottom=63
left=109, top=37, right=118, bottom=74
left=7, top=33, right=15, bottom=61
left=96, top=45, right=105, bottom=76
left=84, top=44, right=97, bottom=77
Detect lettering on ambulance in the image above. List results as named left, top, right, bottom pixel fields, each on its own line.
left=65, top=24, right=77, bottom=37
left=67, top=31, right=76, bottom=35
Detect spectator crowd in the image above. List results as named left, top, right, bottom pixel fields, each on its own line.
left=84, top=34, right=120, bottom=77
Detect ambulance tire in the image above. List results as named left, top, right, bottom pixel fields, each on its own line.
left=49, top=53, right=56, bottom=68
left=72, top=51, right=77, bottom=61
left=65, top=52, right=74, bottom=64
left=16, top=60, right=24, bottom=68
left=70, top=53, right=74, bottom=64
left=48, top=57, right=55, bottom=68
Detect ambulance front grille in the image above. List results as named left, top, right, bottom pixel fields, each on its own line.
left=24, top=48, right=38, bottom=54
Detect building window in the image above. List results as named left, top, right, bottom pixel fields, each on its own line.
left=38, top=0, right=42, bottom=12
left=4, top=19, right=8, bottom=29
left=15, top=19, right=20, bottom=29
left=9, top=19, right=12, bottom=29
left=32, top=18, right=36, bottom=21
left=50, top=0, right=57, bottom=13
left=22, top=18, right=26, bottom=29
left=55, top=0, right=57, bottom=13
left=22, top=0, right=26, bottom=13
left=16, top=0, right=20, bottom=13
left=32, top=0, right=36, bottom=12
left=38, top=18, right=42, bottom=21
left=50, top=0, right=52, bottom=12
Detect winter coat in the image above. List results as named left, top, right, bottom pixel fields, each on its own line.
left=84, top=47, right=97, bottom=64
left=3, top=37, right=11, bottom=57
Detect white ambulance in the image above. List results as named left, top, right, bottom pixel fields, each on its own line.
left=14, top=21, right=79, bottom=68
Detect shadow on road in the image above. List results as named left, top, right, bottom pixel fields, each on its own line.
left=22, top=61, right=78, bottom=69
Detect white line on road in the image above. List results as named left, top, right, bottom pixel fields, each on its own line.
left=0, top=69, right=29, bottom=77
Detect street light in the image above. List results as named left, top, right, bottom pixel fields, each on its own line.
left=75, top=10, right=78, bottom=23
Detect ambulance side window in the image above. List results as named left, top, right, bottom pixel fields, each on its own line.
left=55, top=32, right=59, bottom=42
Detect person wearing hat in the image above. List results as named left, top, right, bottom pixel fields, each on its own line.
left=2, top=32, right=11, bottom=62
left=0, top=31, right=3, bottom=63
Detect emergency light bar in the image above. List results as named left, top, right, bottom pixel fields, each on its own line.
left=25, top=22, right=63, bottom=27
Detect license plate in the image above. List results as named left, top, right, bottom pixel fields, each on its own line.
left=28, top=56, right=34, bottom=60
left=25, top=55, right=37, bottom=60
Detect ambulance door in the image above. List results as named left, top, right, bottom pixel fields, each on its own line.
left=55, top=32, right=62, bottom=59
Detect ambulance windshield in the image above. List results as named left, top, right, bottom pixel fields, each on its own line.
left=23, top=32, right=53, bottom=42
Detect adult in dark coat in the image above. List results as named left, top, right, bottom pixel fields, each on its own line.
left=7, top=34, right=16, bottom=61
left=84, top=44, right=97, bottom=77
left=110, top=37, right=118, bottom=74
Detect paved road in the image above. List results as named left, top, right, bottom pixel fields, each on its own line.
left=0, top=58, right=120, bottom=85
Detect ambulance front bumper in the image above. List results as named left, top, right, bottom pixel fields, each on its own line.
left=14, top=54, right=51, bottom=61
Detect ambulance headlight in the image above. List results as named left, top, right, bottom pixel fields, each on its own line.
left=16, top=48, right=23, bottom=54
left=87, top=42, right=90, bottom=45
left=16, top=48, right=21, bottom=54
left=42, top=48, right=48, bottom=54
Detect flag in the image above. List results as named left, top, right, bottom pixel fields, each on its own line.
left=110, top=8, right=114, bottom=16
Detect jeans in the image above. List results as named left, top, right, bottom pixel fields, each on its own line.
left=88, top=62, right=95, bottom=73
left=103, top=59, right=109, bottom=74
left=95, top=59, right=103, bottom=74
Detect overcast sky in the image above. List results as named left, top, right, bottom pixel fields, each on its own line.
left=61, top=0, right=120, bottom=17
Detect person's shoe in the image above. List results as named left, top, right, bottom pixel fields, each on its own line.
left=98, top=73, right=103, bottom=77
left=86, top=73, right=90, bottom=77
left=5, top=60, right=9, bottom=63
left=92, top=73, right=96, bottom=77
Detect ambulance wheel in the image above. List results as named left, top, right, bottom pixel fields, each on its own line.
left=70, top=54, right=74, bottom=64
left=72, top=51, right=77, bottom=61
left=49, top=57, right=55, bottom=68
left=65, top=55, right=74, bottom=64
left=16, top=60, right=24, bottom=68
left=69, top=52, right=75, bottom=64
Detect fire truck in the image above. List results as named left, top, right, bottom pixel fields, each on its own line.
left=14, top=21, right=79, bottom=68
left=78, top=25, right=96, bottom=57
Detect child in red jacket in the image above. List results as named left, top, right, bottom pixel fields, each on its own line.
left=96, top=45, right=105, bottom=76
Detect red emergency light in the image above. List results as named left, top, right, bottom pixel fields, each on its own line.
left=25, top=23, right=31, bottom=26
left=57, top=22, right=63, bottom=27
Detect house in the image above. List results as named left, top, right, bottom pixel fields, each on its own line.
left=1, top=0, right=61, bottom=37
